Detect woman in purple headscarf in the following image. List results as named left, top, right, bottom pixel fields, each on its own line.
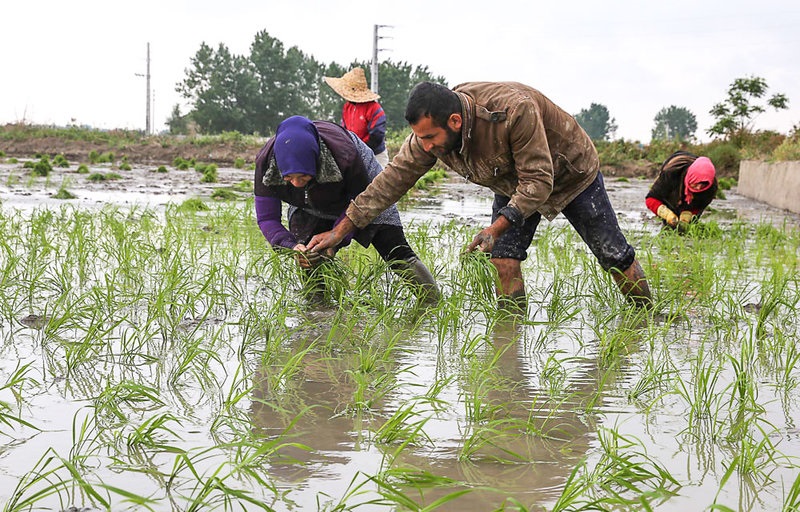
left=254, top=115, right=438, bottom=303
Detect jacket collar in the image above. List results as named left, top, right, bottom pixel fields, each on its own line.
left=455, top=91, right=474, bottom=159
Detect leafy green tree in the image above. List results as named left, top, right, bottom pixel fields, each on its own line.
left=248, top=31, right=323, bottom=135
left=651, top=106, right=697, bottom=141
left=575, top=103, right=617, bottom=141
left=176, top=42, right=258, bottom=134
left=359, top=61, right=448, bottom=131
left=177, top=31, right=447, bottom=136
left=708, top=76, right=789, bottom=142
left=166, top=104, right=189, bottom=135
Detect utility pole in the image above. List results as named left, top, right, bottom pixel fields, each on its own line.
left=135, top=42, right=152, bottom=134
left=371, top=25, right=393, bottom=94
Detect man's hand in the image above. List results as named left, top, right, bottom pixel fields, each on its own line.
left=467, top=230, right=496, bottom=253
left=307, top=217, right=356, bottom=252
left=679, top=211, right=694, bottom=224
left=466, top=216, right=512, bottom=253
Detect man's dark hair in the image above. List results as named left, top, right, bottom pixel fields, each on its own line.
left=404, top=82, right=460, bottom=128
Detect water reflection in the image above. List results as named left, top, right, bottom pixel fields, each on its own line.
left=249, top=294, right=657, bottom=510
left=381, top=317, right=605, bottom=510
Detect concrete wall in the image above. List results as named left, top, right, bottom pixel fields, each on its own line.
left=738, top=160, right=800, bottom=215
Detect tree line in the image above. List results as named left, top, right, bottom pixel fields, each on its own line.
left=168, top=30, right=446, bottom=137
left=169, top=30, right=789, bottom=144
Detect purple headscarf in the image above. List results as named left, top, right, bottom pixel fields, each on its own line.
left=274, top=116, right=319, bottom=177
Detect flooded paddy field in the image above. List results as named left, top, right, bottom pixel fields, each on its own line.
left=0, top=159, right=799, bottom=511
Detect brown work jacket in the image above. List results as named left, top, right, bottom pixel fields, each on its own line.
left=346, top=81, right=599, bottom=227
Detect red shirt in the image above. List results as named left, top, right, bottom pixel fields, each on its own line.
left=341, top=101, right=386, bottom=154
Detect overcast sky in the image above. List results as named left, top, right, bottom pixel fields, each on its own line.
left=2, top=0, right=797, bottom=142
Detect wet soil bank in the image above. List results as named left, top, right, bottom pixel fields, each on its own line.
left=0, top=137, right=656, bottom=179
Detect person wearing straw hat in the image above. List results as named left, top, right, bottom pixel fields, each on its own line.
left=306, top=81, right=653, bottom=310
left=646, top=151, right=718, bottom=232
left=324, top=67, right=390, bottom=168
left=254, top=115, right=439, bottom=304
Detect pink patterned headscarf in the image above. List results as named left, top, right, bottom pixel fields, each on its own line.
left=684, top=157, right=716, bottom=203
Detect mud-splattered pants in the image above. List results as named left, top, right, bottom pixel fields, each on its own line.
left=491, top=173, right=636, bottom=272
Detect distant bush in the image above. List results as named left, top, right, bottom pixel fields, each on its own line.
left=704, top=143, right=741, bottom=176
left=595, top=139, right=646, bottom=166
left=88, top=150, right=101, bottom=164
left=0, top=150, right=6, bottom=157
left=771, top=134, right=800, bottom=161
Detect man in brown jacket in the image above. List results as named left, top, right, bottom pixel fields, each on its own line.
left=307, top=81, right=652, bottom=309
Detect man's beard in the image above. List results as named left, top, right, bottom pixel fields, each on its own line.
left=432, top=126, right=461, bottom=158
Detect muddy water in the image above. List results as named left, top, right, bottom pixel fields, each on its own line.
left=1, top=162, right=799, bottom=511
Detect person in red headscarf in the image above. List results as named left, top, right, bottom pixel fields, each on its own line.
left=645, top=151, right=718, bottom=231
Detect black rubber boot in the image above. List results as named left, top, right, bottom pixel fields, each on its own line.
left=395, top=257, right=441, bottom=305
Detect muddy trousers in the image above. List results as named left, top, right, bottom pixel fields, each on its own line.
left=490, top=173, right=651, bottom=306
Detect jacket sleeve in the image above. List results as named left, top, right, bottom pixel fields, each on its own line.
left=346, top=133, right=436, bottom=228
left=365, top=107, right=386, bottom=151
left=645, top=196, right=664, bottom=215
left=254, top=196, right=297, bottom=249
left=503, top=101, right=555, bottom=220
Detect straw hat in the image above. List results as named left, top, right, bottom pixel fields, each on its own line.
left=323, top=67, right=380, bottom=103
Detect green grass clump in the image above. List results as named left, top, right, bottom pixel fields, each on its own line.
left=233, top=157, right=246, bottom=169
left=232, top=180, right=252, bottom=193
left=211, top=188, right=239, bottom=201
left=76, top=164, right=90, bottom=174
left=153, top=165, right=168, bottom=173
left=119, top=156, right=132, bottom=171
left=87, top=172, right=123, bottom=182
left=32, top=156, right=53, bottom=176
left=53, top=187, right=76, bottom=199
left=200, top=164, right=218, bottom=183
left=177, top=197, right=210, bottom=211
left=413, top=167, right=448, bottom=191
left=717, top=176, right=736, bottom=191
left=173, top=156, right=192, bottom=170
left=53, top=154, right=70, bottom=167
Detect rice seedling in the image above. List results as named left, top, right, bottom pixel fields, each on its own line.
left=0, top=183, right=798, bottom=511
